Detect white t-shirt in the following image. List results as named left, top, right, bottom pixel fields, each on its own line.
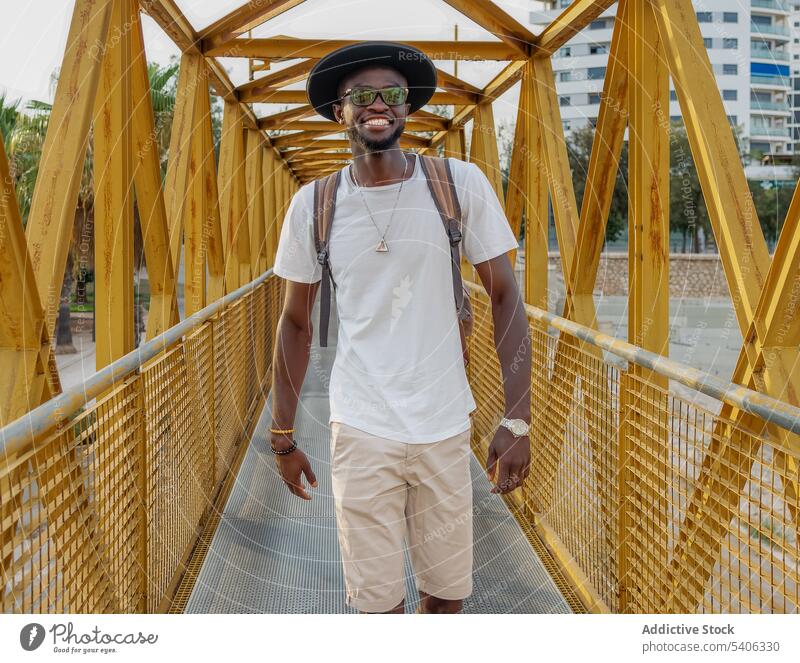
left=273, top=154, right=518, bottom=443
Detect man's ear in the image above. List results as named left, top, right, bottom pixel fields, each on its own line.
left=332, top=102, right=343, bottom=123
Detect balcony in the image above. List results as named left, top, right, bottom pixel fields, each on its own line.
left=750, top=74, right=790, bottom=88
left=750, top=22, right=790, bottom=38
left=750, top=99, right=791, bottom=113
left=750, top=125, right=791, bottom=138
left=751, top=44, right=790, bottom=60
left=751, top=0, right=789, bottom=12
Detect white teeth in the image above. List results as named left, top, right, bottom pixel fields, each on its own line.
left=365, top=118, right=389, bottom=126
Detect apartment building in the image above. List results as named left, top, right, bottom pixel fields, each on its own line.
left=530, top=0, right=793, bottom=157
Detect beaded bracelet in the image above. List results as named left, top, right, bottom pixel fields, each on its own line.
left=271, top=438, right=298, bottom=455
left=269, top=427, right=295, bottom=435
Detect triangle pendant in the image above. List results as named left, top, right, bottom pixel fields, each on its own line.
left=376, top=239, right=389, bottom=252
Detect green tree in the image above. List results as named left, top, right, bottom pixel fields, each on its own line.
left=667, top=121, right=711, bottom=253
left=565, top=123, right=628, bottom=242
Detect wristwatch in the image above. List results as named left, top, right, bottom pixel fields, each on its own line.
left=499, top=417, right=530, bottom=438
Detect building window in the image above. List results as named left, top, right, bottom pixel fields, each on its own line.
left=723, top=12, right=738, bottom=23
left=587, top=66, right=606, bottom=80
left=589, top=43, right=608, bottom=55
left=559, top=46, right=571, bottom=57
left=588, top=93, right=601, bottom=105
left=722, top=89, right=738, bottom=100
left=559, top=95, right=571, bottom=106
left=559, top=71, right=571, bottom=82
left=728, top=115, right=737, bottom=125
left=723, top=63, right=738, bottom=75
left=704, top=37, right=713, bottom=49
left=589, top=19, right=607, bottom=30
left=563, top=121, right=571, bottom=131
left=696, top=11, right=712, bottom=23
left=723, top=38, right=738, bottom=49
left=670, top=90, right=678, bottom=101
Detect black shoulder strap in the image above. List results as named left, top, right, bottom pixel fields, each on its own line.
left=418, top=154, right=468, bottom=320
left=312, top=168, right=343, bottom=347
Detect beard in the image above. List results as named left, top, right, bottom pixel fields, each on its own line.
left=346, top=120, right=405, bottom=153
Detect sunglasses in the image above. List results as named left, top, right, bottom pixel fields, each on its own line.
left=339, top=86, right=409, bottom=107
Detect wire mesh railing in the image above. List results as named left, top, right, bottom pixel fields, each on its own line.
left=465, top=281, right=800, bottom=614
left=1, top=272, right=283, bottom=613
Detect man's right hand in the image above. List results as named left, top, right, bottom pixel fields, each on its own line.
left=272, top=435, right=318, bottom=500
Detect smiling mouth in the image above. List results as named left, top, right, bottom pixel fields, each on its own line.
left=361, top=117, right=393, bottom=130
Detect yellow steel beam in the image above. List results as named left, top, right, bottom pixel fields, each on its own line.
left=0, top=140, right=56, bottom=424
left=198, top=66, right=226, bottom=304
left=437, top=68, right=483, bottom=101
left=263, top=149, right=278, bottom=268
left=468, top=101, right=505, bottom=205
left=130, top=4, right=179, bottom=337
left=628, top=0, right=669, bottom=362
left=26, top=0, right=112, bottom=343
left=535, top=0, right=618, bottom=57
left=183, top=69, right=211, bottom=317
left=205, top=37, right=523, bottom=61
left=236, top=59, right=315, bottom=97
left=443, top=127, right=466, bottom=160
left=257, top=105, right=316, bottom=130
left=246, top=132, right=267, bottom=275
left=440, top=0, right=536, bottom=57
left=164, top=52, right=203, bottom=271
left=530, top=56, right=578, bottom=272
left=218, top=101, right=251, bottom=292
left=622, top=0, right=670, bottom=613
left=200, top=0, right=306, bottom=49
left=521, top=60, right=548, bottom=314
left=94, top=0, right=135, bottom=370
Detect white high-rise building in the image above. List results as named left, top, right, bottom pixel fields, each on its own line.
left=530, top=1, right=793, bottom=158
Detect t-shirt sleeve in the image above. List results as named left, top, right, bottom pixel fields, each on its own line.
left=456, top=160, right=519, bottom=265
left=272, top=186, right=322, bottom=284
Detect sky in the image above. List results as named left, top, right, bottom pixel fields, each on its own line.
left=0, top=0, right=542, bottom=127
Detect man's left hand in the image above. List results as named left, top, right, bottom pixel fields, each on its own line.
left=486, top=426, right=531, bottom=494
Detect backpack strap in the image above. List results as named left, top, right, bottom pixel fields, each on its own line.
left=418, top=154, right=473, bottom=366
left=312, top=168, right=343, bottom=347
left=418, top=154, right=470, bottom=322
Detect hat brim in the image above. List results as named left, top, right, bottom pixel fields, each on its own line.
left=306, top=41, right=437, bottom=122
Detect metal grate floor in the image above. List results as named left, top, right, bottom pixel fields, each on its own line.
left=185, top=299, right=573, bottom=614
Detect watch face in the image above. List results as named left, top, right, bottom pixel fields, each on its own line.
left=509, top=420, right=527, bottom=436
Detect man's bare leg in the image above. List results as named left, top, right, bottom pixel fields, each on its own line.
left=417, top=589, right=464, bottom=614
left=358, top=598, right=405, bottom=614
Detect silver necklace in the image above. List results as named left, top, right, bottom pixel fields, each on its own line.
left=350, top=152, right=410, bottom=252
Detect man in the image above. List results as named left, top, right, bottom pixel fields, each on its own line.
left=270, top=42, right=531, bottom=614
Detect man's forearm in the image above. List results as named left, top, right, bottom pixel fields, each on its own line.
left=490, top=290, right=532, bottom=423
left=271, top=316, right=313, bottom=430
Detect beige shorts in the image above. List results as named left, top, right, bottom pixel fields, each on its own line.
left=329, top=421, right=474, bottom=613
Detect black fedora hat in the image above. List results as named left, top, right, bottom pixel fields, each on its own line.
left=307, top=41, right=437, bottom=122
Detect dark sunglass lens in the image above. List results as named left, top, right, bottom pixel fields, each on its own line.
left=350, top=88, right=376, bottom=105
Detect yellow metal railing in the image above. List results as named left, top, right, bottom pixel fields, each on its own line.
left=0, top=272, right=283, bottom=613
left=466, top=282, right=800, bottom=614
